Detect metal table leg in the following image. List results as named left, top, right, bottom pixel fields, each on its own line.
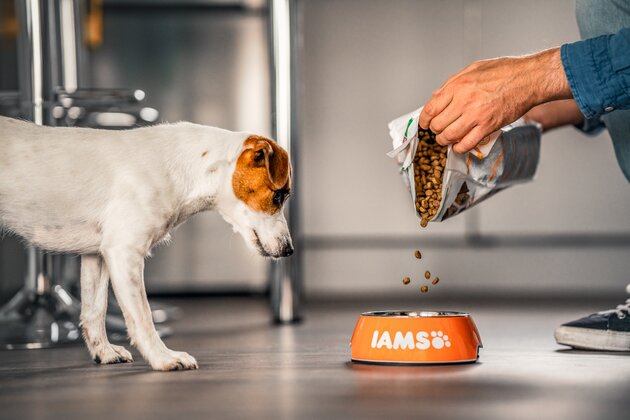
left=269, top=0, right=302, bottom=323
left=0, top=249, right=82, bottom=349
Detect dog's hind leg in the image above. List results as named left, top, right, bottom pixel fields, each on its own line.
left=80, top=254, right=133, bottom=364
left=102, top=247, right=198, bottom=371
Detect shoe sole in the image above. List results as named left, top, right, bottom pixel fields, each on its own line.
left=555, top=326, right=630, bottom=351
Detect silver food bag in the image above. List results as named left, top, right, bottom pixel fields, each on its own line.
left=387, top=107, right=542, bottom=222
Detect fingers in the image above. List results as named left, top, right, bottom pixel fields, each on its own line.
left=452, top=125, right=493, bottom=154
left=434, top=116, right=476, bottom=146
left=419, top=88, right=453, bottom=130
left=428, top=102, right=493, bottom=153
left=429, top=105, right=462, bottom=136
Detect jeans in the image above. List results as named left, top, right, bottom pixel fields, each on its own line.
left=576, top=0, right=630, bottom=182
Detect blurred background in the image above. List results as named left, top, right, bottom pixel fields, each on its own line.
left=1, top=0, right=629, bottom=306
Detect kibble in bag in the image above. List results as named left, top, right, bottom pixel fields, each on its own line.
left=387, top=107, right=541, bottom=224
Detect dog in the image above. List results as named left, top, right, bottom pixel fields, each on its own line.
left=0, top=116, right=293, bottom=371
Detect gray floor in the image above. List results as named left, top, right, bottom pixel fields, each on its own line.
left=0, top=297, right=629, bottom=420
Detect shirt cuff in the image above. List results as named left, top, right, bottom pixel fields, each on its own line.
left=574, top=114, right=605, bottom=136
left=561, top=33, right=630, bottom=119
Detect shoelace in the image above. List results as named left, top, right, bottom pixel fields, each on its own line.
left=598, top=298, right=630, bottom=319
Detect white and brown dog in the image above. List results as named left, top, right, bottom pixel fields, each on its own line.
left=0, top=116, right=293, bottom=371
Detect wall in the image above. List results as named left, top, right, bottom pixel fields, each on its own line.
left=298, top=0, right=630, bottom=298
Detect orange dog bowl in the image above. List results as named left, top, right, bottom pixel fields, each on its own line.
left=350, top=311, right=482, bottom=365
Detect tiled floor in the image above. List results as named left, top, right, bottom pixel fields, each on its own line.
left=0, top=297, right=629, bottom=420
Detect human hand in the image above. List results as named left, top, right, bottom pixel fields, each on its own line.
left=419, top=48, right=572, bottom=154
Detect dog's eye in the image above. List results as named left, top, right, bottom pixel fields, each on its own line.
left=273, top=190, right=288, bottom=206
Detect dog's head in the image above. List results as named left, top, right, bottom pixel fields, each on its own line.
left=218, top=135, right=293, bottom=259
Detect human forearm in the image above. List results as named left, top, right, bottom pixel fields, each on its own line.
left=530, top=48, right=573, bottom=105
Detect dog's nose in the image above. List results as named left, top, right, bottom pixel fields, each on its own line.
left=280, top=243, right=294, bottom=257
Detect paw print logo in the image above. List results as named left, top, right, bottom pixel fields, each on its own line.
left=430, top=331, right=451, bottom=349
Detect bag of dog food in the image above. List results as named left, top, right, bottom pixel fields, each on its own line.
left=387, top=106, right=541, bottom=226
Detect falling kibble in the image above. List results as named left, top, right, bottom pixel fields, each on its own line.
left=400, top=242, right=442, bottom=293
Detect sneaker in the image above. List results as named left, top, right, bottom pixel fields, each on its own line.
left=555, top=286, right=630, bottom=351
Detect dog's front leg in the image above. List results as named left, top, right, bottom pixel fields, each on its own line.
left=80, top=254, right=133, bottom=364
left=102, top=247, right=198, bottom=371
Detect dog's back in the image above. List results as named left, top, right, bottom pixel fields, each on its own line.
left=0, top=117, right=171, bottom=252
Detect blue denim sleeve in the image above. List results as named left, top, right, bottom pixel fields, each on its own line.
left=561, top=26, right=630, bottom=119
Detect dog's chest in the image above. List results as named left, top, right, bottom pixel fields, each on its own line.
left=150, top=196, right=216, bottom=248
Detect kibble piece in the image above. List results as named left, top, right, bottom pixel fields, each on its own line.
left=420, top=218, right=428, bottom=228
left=432, top=277, right=440, bottom=285
left=424, top=271, right=431, bottom=279
left=420, top=285, right=429, bottom=293
left=402, top=277, right=411, bottom=285
left=414, top=250, right=422, bottom=259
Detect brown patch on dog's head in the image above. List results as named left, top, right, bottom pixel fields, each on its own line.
left=232, top=135, right=291, bottom=214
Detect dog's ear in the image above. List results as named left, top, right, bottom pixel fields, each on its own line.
left=265, top=140, right=291, bottom=190
left=243, top=136, right=291, bottom=190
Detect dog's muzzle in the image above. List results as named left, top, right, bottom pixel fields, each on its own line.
left=252, top=231, right=294, bottom=258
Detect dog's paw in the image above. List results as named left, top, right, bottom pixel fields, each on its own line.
left=93, top=344, right=134, bottom=365
left=150, top=350, right=199, bottom=371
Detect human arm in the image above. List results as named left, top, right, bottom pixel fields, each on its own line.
left=420, top=27, right=630, bottom=153
left=523, top=100, right=584, bottom=132
left=418, top=48, right=571, bottom=153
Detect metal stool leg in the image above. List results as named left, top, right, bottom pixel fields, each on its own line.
left=269, top=0, right=302, bottom=323
left=0, top=248, right=81, bottom=349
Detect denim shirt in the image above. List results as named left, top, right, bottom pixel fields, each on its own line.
left=561, top=26, right=630, bottom=182
left=561, top=26, right=630, bottom=120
